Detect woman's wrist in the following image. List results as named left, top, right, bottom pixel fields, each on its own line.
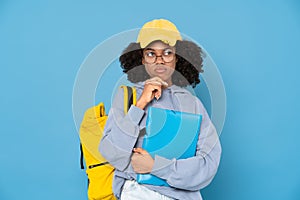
left=136, top=99, right=147, bottom=110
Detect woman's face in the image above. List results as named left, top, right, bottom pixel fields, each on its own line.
left=142, top=41, right=176, bottom=86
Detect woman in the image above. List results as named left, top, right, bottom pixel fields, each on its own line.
left=99, top=19, right=221, bottom=200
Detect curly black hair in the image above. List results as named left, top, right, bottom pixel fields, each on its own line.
left=119, top=40, right=204, bottom=88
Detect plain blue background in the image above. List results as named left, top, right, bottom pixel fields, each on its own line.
left=1, top=0, right=300, bottom=199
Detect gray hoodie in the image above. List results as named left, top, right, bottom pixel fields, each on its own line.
left=99, top=82, right=221, bottom=200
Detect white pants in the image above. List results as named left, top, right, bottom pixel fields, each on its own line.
left=120, top=180, right=174, bottom=200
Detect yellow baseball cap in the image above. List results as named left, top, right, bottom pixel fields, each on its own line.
left=137, top=19, right=182, bottom=48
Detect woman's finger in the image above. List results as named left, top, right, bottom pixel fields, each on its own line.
left=146, top=77, right=168, bottom=87
left=133, top=147, right=148, bottom=154
left=145, top=80, right=162, bottom=86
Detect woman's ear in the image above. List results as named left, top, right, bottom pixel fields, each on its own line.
left=142, top=57, right=145, bottom=65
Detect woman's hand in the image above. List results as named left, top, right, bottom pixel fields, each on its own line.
left=131, top=147, right=154, bottom=174
left=136, top=77, right=168, bottom=110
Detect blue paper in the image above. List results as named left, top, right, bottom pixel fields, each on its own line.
left=136, top=107, right=202, bottom=186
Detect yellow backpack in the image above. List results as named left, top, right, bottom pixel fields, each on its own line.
left=79, top=86, right=136, bottom=200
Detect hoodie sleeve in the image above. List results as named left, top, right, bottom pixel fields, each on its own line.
left=99, top=87, right=145, bottom=171
left=150, top=97, right=222, bottom=191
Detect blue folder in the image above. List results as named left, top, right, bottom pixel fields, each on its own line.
left=136, top=107, right=202, bottom=187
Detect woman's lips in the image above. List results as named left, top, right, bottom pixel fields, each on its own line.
left=154, top=67, right=167, bottom=73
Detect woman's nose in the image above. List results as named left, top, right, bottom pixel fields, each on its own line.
left=155, top=56, right=165, bottom=64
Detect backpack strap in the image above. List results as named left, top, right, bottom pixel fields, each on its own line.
left=80, top=143, right=85, bottom=169
left=98, top=102, right=106, bottom=117
left=127, top=86, right=133, bottom=111
left=120, top=85, right=136, bottom=114
left=130, top=86, right=137, bottom=106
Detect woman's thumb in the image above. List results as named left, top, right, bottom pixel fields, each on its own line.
left=133, top=147, right=147, bottom=154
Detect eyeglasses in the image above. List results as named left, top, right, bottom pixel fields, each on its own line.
left=143, top=49, right=175, bottom=64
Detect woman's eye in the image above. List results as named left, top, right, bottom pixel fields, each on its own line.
left=146, top=52, right=155, bottom=57
left=163, top=50, right=173, bottom=56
